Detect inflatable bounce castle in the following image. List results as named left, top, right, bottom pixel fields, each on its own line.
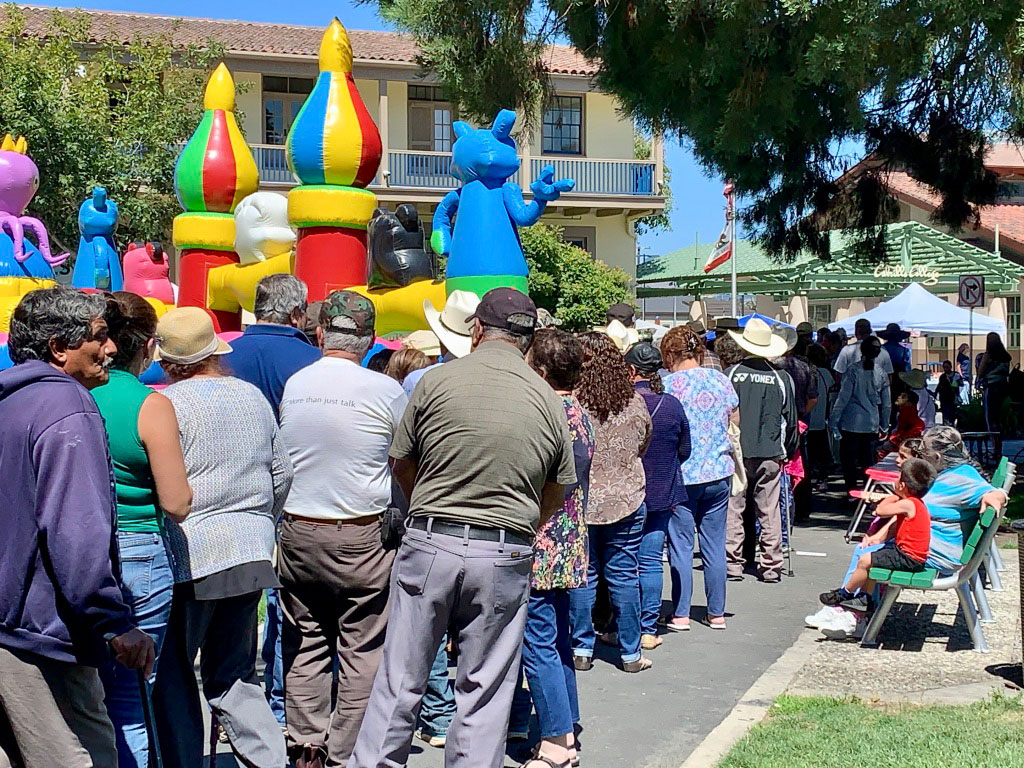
left=0, top=16, right=574, bottom=361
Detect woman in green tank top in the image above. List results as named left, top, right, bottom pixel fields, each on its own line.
left=92, top=292, right=192, bottom=768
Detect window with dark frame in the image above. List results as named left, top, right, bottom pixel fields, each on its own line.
left=408, top=85, right=455, bottom=152
left=542, top=95, right=583, bottom=155
left=1008, top=295, right=1021, bottom=349
left=262, top=76, right=315, bottom=145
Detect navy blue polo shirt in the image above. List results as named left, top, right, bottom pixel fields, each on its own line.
left=224, top=323, right=321, bottom=418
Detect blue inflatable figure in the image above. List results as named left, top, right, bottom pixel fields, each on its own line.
left=72, top=186, right=121, bottom=291
left=431, top=109, right=574, bottom=297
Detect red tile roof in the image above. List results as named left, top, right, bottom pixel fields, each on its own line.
left=883, top=170, right=1024, bottom=257
left=16, top=5, right=598, bottom=75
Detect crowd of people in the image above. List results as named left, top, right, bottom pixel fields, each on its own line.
left=0, top=280, right=1014, bottom=768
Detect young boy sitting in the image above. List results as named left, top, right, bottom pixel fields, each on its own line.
left=877, top=391, right=925, bottom=459
left=820, top=457, right=937, bottom=613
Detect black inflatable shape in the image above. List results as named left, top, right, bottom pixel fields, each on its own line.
left=367, top=204, right=436, bottom=289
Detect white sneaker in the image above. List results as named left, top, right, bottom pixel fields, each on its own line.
left=820, top=609, right=867, bottom=640
left=804, top=605, right=843, bottom=629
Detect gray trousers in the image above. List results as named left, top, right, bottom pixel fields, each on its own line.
left=152, top=587, right=286, bottom=768
left=0, top=646, right=116, bottom=768
left=347, top=524, right=533, bottom=768
left=726, top=457, right=783, bottom=579
left=279, top=516, right=394, bottom=766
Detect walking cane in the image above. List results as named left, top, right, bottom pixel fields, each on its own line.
left=137, top=670, right=164, bottom=768
left=209, top=714, right=219, bottom=768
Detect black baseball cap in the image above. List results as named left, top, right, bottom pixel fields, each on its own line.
left=468, top=287, right=538, bottom=334
left=606, top=303, right=635, bottom=326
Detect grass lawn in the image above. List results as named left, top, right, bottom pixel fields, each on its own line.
left=719, top=695, right=1024, bottom=768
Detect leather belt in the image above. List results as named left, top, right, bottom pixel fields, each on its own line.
left=408, top=517, right=532, bottom=548
left=285, top=513, right=378, bottom=526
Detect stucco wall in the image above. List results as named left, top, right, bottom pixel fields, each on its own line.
left=235, top=71, right=263, bottom=143
left=354, top=78, right=380, bottom=125
left=540, top=212, right=638, bottom=278
left=583, top=93, right=635, bottom=160
left=387, top=81, right=408, bottom=151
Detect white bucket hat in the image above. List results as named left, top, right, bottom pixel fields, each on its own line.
left=423, top=291, right=480, bottom=359
left=728, top=318, right=789, bottom=359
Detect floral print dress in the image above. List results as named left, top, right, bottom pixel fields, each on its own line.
left=531, top=394, right=595, bottom=590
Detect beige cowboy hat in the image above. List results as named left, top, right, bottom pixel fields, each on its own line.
left=403, top=329, right=442, bottom=358
left=154, top=306, right=232, bottom=364
left=728, top=318, right=790, bottom=359
left=423, top=290, right=480, bottom=359
left=594, top=319, right=641, bottom=354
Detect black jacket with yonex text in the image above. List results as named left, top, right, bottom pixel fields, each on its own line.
left=726, top=358, right=799, bottom=460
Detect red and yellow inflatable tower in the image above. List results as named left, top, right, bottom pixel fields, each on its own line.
left=285, top=18, right=381, bottom=301
left=172, top=63, right=260, bottom=332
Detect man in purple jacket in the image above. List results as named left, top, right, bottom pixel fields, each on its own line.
left=0, top=287, right=155, bottom=768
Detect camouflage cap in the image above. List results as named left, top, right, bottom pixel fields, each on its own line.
left=319, top=290, right=376, bottom=337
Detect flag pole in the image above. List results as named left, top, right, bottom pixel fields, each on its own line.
left=727, top=181, right=737, bottom=316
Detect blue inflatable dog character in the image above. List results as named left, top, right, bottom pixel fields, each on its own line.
left=431, top=109, right=574, bottom=297
left=72, top=186, right=121, bottom=291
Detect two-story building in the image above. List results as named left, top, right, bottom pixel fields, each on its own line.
left=20, top=5, right=666, bottom=282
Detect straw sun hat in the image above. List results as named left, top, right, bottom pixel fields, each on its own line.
left=154, top=306, right=232, bottom=364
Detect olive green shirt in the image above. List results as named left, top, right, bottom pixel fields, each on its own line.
left=391, top=341, right=577, bottom=537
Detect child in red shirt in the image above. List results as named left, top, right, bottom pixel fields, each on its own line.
left=820, top=457, right=936, bottom=612
left=877, top=391, right=925, bottom=460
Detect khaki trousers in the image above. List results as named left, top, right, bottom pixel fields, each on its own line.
left=279, top=516, right=394, bottom=767
left=0, top=646, right=116, bottom=768
left=726, top=457, right=784, bottom=580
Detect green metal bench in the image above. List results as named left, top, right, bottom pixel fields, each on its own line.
left=860, top=462, right=1015, bottom=652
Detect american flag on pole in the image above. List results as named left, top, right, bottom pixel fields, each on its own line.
left=703, top=181, right=735, bottom=273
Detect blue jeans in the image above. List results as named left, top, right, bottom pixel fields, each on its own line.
left=569, top=504, right=646, bottom=664
left=417, top=635, right=455, bottom=737
left=521, top=589, right=578, bottom=738
left=670, top=479, right=730, bottom=619
left=261, top=588, right=286, bottom=726
left=638, top=508, right=672, bottom=635
left=98, top=532, right=174, bottom=768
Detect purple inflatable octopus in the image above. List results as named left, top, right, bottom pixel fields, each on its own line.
left=0, top=135, right=68, bottom=267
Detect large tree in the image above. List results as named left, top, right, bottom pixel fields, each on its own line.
left=0, top=6, right=223, bottom=263
left=374, top=0, right=1024, bottom=259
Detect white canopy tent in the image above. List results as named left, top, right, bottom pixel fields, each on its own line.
left=829, top=282, right=1006, bottom=337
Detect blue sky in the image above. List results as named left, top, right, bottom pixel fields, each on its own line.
left=31, top=0, right=729, bottom=255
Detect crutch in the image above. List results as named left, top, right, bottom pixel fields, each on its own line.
left=138, top=669, right=164, bottom=768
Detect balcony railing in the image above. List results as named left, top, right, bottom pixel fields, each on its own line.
left=250, top=144, right=657, bottom=197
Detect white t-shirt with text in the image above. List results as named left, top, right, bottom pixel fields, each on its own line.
left=280, top=357, right=408, bottom=520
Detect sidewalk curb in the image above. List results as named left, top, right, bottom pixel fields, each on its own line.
left=678, top=628, right=817, bottom=768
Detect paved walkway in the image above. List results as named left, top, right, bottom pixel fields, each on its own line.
left=206, top=485, right=1021, bottom=766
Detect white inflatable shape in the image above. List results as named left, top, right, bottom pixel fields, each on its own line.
left=234, top=192, right=296, bottom=266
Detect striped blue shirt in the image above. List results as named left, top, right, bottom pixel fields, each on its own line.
left=923, top=464, right=995, bottom=574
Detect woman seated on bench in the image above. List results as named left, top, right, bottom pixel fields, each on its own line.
left=806, top=425, right=1007, bottom=639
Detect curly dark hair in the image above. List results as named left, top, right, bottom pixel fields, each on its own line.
left=714, top=332, right=747, bottom=368
left=575, top=331, right=635, bottom=422
left=528, top=328, right=584, bottom=391
left=660, top=326, right=704, bottom=369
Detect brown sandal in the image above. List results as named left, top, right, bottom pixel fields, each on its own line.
left=522, top=757, right=571, bottom=768
left=622, top=656, right=653, bottom=673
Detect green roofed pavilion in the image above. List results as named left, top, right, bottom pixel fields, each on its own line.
left=637, top=222, right=1022, bottom=300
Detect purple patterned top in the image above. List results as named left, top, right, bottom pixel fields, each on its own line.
left=531, top=394, right=595, bottom=590
left=663, top=368, right=738, bottom=485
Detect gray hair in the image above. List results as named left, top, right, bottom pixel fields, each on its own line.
left=922, top=425, right=978, bottom=473
left=253, top=274, right=307, bottom=324
left=322, top=330, right=374, bottom=357
left=9, top=287, right=107, bottom=364
left=479, top=326, right=533, bottom=354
